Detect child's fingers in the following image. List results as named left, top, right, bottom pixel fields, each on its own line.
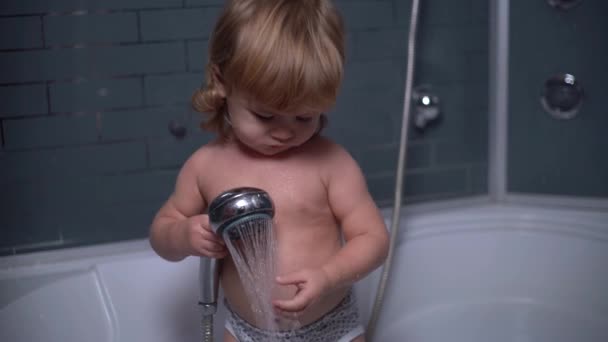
left=196, top=239, right=228, bottom=258
left=196, top=249, right=227, bottom=259
left=194, top=214, right=225, bottom=245
left=199, top=226, right=225, bottom=245
left=210, top=249, right=228, bottom=258
left=201, top=239, right=225, bottom=252
left=273, top=294, right=310, bottom=313
left=201, top=251, right=227, bottom=259
left=274, top=308, right=301, bottom=320
left=276, top=271, right=306, bottom=286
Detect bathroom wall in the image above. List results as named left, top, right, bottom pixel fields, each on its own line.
left=508, top=0, right=608, bottom=198
left=0, top=0, right=488, bottom=255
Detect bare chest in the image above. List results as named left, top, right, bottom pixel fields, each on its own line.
left=199, top=154, right=334, bottom=229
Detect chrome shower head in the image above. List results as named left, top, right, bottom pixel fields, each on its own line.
left=208, top=187, right=275, bottom=241
left=199, top=187, right=275, bottom=311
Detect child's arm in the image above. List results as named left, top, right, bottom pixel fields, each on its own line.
left=320, top=145, right=389, bottom=287
left=273, top=143, right=389, bottom=313
left=149, top=149, right=227, bottom=262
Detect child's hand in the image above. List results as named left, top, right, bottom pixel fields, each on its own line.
left=272, top=268, right=332, bottom=315
left=180, top=214, right=228, bottom=259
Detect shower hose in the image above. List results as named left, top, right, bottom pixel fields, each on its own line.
left=365, top=0, right=421, bottom=340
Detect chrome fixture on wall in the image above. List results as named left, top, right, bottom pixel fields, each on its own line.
left=540, top=73, right=584, bottom=120
left=546, top=0, right=583, bottom=10
left=412, top=85, right=441, bottom=130
left=168, top=118, right=187, bottom=139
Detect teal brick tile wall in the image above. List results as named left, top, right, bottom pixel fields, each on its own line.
left=0, top=43, right=185, bottom=83
left=50, top=79, right=144, bottom=112
left=101, top=107, right=187, bottom=141
left=0, top=17, right=43, bottom=49
left=338, top=2, right=394, bottom=30
left=140, top=8, right=221, bottom=40
left=186, top=41, right=209, bottom=71
left=3, top=114, right=98, bottom=149
left=148, top=133, right=213, bottom=168
left=0, top=0, right=489, bottom=255
left=1, top=142, right=148, bottom=184
left=44, top=13, right=139, bottom=45
left=0, top=0, right=183, bottom=14
left=144, top=73, right=204, bottom=105
left=0, top=84, right=48, bottom=117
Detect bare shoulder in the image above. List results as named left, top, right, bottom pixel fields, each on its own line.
left=306, top=135, right=353, bottom=161
left=173, top=139, right=227, bottom=192
left=183, top=139, right=224, bottom=168
left=303, top=136, right=362, bottom=186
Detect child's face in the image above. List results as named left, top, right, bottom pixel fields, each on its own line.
left=225, top=91, right=323, bottom=156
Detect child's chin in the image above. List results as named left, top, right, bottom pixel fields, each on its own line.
left=258, top=146, right=292, bottom=156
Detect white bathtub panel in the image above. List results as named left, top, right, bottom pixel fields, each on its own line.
left=377, top=300, right=608, bottom=342
left=373, top=228, right=608, bottom=341
left=0, top=270, right=113, bottom=342
left=96, top=254, right=200, bottom=342
left=1, top=203, right=607, bottom=342
left=390, top=230, right=608, bottom=313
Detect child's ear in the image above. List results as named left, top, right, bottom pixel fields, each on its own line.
left=211, top=64, right=227, bottom=98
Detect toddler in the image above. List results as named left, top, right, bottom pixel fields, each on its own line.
left=149, top=1, right=389, bottom=341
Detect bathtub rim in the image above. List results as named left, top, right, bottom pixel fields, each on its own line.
left=3, top=194, right=607, bottom=273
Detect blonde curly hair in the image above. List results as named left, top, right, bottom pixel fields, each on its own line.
left=192, top=0, right=345, bottom=139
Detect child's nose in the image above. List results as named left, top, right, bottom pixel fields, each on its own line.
left=270, top=126, right=295, bottom=142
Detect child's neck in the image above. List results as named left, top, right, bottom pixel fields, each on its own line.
left=232, top=138, right=293, bottom=160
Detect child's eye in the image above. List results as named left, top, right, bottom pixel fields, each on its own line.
left=296, top=116, right=313, bottom=122
left=253, top=112, right=274, bottom=121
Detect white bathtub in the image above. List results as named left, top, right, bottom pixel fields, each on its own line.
left=2, top=202, right=607, bottom=342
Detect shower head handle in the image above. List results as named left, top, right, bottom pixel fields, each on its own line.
left=199, top=257, right=220, bottom=310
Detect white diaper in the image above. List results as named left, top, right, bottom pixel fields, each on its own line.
left=224, top=290, right=364, bottom=342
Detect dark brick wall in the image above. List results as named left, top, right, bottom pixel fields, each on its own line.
left=0, top=0, right=489, bottom=255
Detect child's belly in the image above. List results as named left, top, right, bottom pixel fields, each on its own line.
left=220, top=225, right=348, bottom=330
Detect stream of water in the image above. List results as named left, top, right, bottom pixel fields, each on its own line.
left=224, top=217, right=301, bottom=339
